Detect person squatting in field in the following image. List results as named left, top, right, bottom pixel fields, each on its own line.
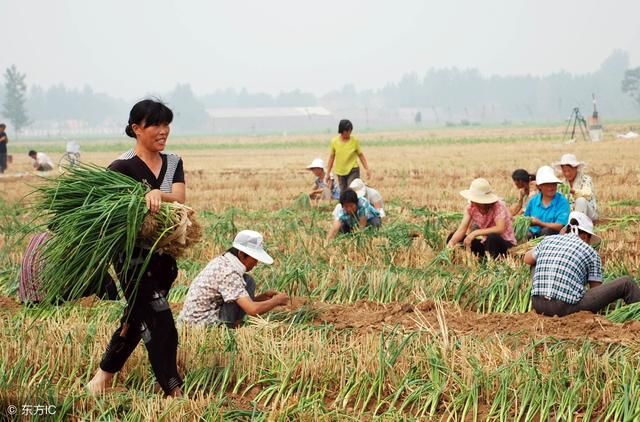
left=88, top=99, right=186, bottom=397
left=525, top=211, right=640, bottom=317
left=554, top=153, right=598, bottom=222
left=28, top=150, right=54, bottom=172
left=447, top=178, right=516, bottom=259
left=178, top=230, right=289, bottom=328
left=306, top=157, right=340, bottom=201
left=524, top=166, right=570, bottom=238
left=510, top=168, right=537, bottom=216
left=327, top=189, right=381, bottom=241
left=325, top=119, right=372, bottom=193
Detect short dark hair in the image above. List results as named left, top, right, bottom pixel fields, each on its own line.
left=0, top=123, right=6, bottom=129
left=125, top=99, right=173, bottom=138
left=339, top=189, right=358, bottom=206
left=338, top=119, right=353, bottom=134
left=28, top=150, right=37, bottom=156
left=512, top=169, right=534, bottom=182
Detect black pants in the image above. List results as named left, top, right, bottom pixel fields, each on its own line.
left=341, top=216, right=382, bottom=234
left=446, top=232, right=513, bottom=258
left=527, top=227, right=559, bottom=239
left=99, top=250, right=182, bottom=394
left=336, top=167, right=360, bottom=193
left=532, top=276, right=640, bottom=317
left=0, top=153, right=6, bottom=173
left=218, top=274, right=257, bottom=328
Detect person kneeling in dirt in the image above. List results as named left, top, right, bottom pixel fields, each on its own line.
left=178, top=230, right=289, bottom=328
left=525, top=211, right=640, bottom=317
left=326, top=189, right=381, bottom=241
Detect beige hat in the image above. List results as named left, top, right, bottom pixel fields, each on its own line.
left=460, top=178, right=500, bottom=204
left=232, top=230, right=273, bottom=265
left=535, top=166, right=562, bottom=185
left=554, top=153, right=585, bottom=169
left=566, top=211, right=601, bottom=244
left=349, top=178, right=367, bottom=197
left=306, top=158, right=325, bottom=169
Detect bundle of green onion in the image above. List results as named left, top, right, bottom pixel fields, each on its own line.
left=513, top=215, right=532, bottom=243
left=606, top=301, right=640, bottom=323
left=32, top=163, right=200, bottom=302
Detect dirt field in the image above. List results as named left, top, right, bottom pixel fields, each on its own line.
left=1, top=124, right=640, bottom=420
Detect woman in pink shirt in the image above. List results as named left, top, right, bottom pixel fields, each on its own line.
left=447, top=178, right=516, bottom=259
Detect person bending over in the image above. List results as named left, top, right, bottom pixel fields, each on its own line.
left=178, top=230, right=289, bottom=328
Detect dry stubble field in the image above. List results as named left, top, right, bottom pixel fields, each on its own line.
left=1, top=124, right=640, bottom=420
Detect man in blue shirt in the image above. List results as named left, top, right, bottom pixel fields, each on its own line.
left=525, top=211, right=640, bottom=316
left=326, top=189, right=381, bottom=240
left=525, top=166, right=570, bottom=238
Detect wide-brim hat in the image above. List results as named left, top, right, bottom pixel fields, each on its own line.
left=554, top=153, right=585, bottom=169
left=232, top=230, right=274, bottom=265
left=566, top=211, right=601, bottom=245
left=460, top=178, right=500, bottom=204
left=306, top=158, right=325, bottom=169
left=536, top=165, right=562, bottom=185
left=349, top=178, right=367, bottom=197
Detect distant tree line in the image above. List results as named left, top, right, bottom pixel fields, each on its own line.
left=1, top=49, right=639, bottom=135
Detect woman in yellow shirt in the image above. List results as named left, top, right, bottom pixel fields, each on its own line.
left=325, top=119, right=371, bottom=192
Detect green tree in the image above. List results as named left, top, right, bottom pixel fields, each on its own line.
left=2, top=65, right=29, bottom=134
left=622, top=67, right=640, bottom=108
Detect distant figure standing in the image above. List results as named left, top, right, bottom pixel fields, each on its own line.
left=28, top=150, right=55, bottom=172
left=0, top=123, right=8, bottom=174
left=325, top=119, right=371, bottom=192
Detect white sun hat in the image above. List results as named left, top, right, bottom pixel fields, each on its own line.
left=566, top=211, right=601, bottom=244
left=554, top=153, right=585, bottom=169
left=232, top=230, right=273, bottom=265
left=459, top=178, right=500, bottom=204
left=349, top=178, right=367, bottom=197
left=535, top=165, right=562, bottom=185
left=306, top=158, right=325, bottom=169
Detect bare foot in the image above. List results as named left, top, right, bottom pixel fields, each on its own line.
left=87, top=369, right=115, bottom=394
left=167, top=387, right=183, bottom=398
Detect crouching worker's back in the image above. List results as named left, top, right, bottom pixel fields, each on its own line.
left=178, top=230, right=289, bottom=328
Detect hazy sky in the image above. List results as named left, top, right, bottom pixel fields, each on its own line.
left=3, top=0, right=640, bottom=99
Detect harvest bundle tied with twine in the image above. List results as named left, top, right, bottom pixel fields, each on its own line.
left=32, top=163, right=201, bottom=302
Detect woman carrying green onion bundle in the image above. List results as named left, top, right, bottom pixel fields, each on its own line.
left=88, top=100, right=185, bottom=397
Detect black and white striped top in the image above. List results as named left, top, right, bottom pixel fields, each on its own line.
left=108, top=149, right=185, bottom=192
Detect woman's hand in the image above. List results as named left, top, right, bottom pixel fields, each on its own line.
left=530, top=217, right=541, bottom=226
left=463, top=232, right=477, bottom=248
left=145, top=189, right=162, bottom=213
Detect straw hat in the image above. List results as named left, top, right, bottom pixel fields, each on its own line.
left=306, top=158, right=325, bottom=169
left=554, top=153, right=585, bottom=169
left=460, top=178, right=499, bottom=204
left=349, top=178, right=367, bottom=197
left=535, top=166, right=562, bottom=185
left=566, top=211, right=601, bottom=244
left=232, top=230, right=273, bottom=265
